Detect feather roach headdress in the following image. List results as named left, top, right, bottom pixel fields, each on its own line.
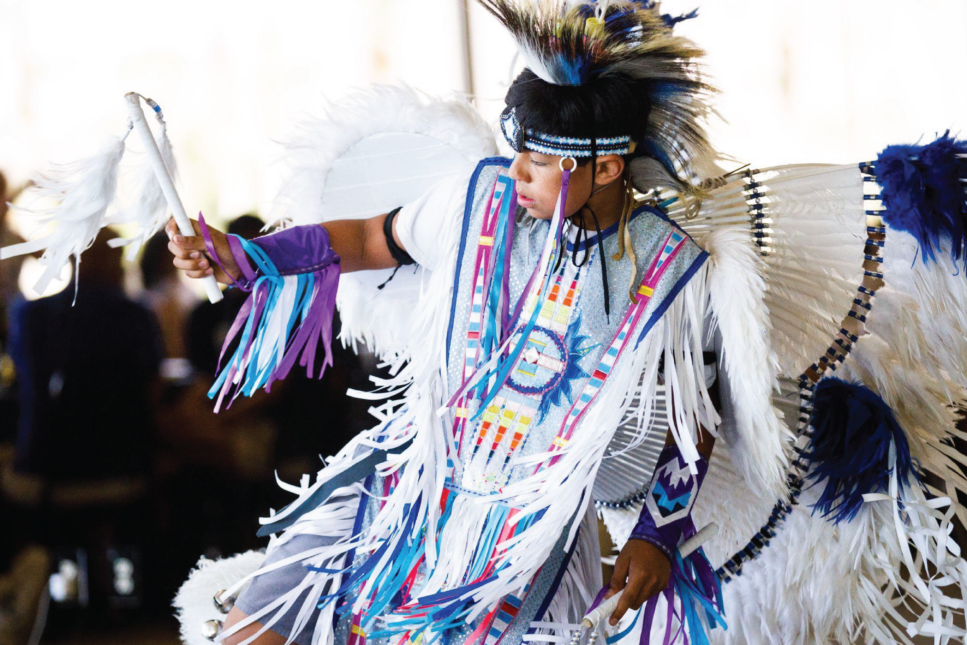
left=483, top=0, right=718, bottom=195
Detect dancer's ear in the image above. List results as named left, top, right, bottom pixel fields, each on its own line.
left=593, top=155, right=626, bottom=189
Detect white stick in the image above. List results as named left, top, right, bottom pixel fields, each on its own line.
left=582, top=523, right=719, bottom=628
left=124, top=92, right=223, bottom=303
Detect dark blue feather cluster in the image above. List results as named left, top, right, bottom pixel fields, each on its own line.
left=875, top=132, right=967, bottom=267
left=805, top=377, right=918, bottom=524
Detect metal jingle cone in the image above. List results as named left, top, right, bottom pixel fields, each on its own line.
left=201, top=619, right=223, bottom=641
left=213, top=588, right=235, bottom=614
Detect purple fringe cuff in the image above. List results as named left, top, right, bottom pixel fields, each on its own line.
left=207, top=225, right=341, bottom=412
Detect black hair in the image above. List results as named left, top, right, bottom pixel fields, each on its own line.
left=503, top=69, right=652, bottom=153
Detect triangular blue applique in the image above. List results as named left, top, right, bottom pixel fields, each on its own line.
left=652, top=480, right=691, bottom=514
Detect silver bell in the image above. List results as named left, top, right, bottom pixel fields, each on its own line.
left=201, top=619, right=223, bottom=641
left=213, top=589, right=236, bottom=614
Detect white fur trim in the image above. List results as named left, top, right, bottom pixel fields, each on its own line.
left=172, top=550, right=265, bottom=645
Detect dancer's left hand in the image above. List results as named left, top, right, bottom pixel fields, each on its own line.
left=604, top=539, right=671, bottom=626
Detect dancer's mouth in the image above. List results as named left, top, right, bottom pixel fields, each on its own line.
left=518, top=194, right=536, bottom=208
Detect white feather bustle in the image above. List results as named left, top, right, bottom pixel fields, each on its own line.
left=694, top=438, right=967, bottom=645
left=272, top=85, right=497, bottom=360
left=700, top=228, right=789, bottom=499
left=654, top=161, right=967, bottom=644
left=173, top=550, right=264, bottom=645
left=871, top=231, right=967, bottom=393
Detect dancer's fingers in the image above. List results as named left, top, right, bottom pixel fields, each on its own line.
left=610, top=569, right=645, bottom=625
left=606, top=552, right=630, bottom=600
left=172, top=256, right=209, bottom=272
left=166, top=218, right=207, bottom=252
left=168, top=239, right=207, bottom=260
left=184, top=267, right=214, bottom=279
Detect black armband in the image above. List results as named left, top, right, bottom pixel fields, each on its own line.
left=383, top=207, right=416, bottom=267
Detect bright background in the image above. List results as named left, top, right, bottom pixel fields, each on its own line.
left=1, top=0, right=965, bottom=288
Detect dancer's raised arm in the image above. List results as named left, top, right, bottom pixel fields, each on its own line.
left=165, top=213, right=403, bottom=282
left=165, top=210, right=418, bottom=411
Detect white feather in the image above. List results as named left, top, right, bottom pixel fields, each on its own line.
left=702, top=227, right=790, bottom=499
left=650, top=159, right=967, bottom=643
left=109, top=123, right=179, bottom=258
left=2, top=134, right=128, bottom=294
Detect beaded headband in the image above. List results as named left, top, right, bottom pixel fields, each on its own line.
left=500, top=107, right=634, bottom=158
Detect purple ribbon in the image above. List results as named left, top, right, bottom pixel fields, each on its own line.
left=197, top=212, right=253, bottom=291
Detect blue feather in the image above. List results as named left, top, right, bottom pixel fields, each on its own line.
left=805, top=378, right=919, bottom=524
left=875, top=131, right=967, bottom=268
left=629, top=1, right=699, bottom=27
left=662, top=8, right=699, bottom=28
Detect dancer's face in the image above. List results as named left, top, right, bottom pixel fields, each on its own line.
left=508, top=152, right=623, bottom=221
left=508, top=152, right=590, bottom=221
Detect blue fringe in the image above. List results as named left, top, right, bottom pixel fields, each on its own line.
left=806, top=378, right=919, bottom=524
left=672, top=548, right=726, bottom=644
left=875, top=131, right=967, bottom=268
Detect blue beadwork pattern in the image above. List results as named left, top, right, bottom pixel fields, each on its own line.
left=499, top=107, right=634, bottom=157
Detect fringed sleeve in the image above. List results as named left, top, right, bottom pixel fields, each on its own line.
left=206, top=223, right=341, bottom=412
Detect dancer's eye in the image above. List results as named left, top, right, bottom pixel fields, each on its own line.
left=531, top=159, right=547, bottom=167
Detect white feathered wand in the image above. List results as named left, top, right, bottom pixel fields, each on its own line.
left=123, top=93, right=222, bottom=303
left=1, top=93, right=222, bottom=303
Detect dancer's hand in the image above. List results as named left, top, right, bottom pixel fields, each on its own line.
left=605, top=539, right=671, bottom=626
left=166, top=218, right=239, bottom=285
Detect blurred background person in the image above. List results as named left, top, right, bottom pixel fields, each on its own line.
left=0, top=172, right=27, bottom=347
left=0, top=172, right=27, bottom=447
left=140, top=231, right=199, bottom=362
left=2, top=228, right=162, bottom=637
left=0, top=169, right=43, bottom=645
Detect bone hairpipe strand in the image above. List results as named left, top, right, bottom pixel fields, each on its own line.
left=582, top=523, right=719, bottom=628
left=124, top=92, right=223, bottom=303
